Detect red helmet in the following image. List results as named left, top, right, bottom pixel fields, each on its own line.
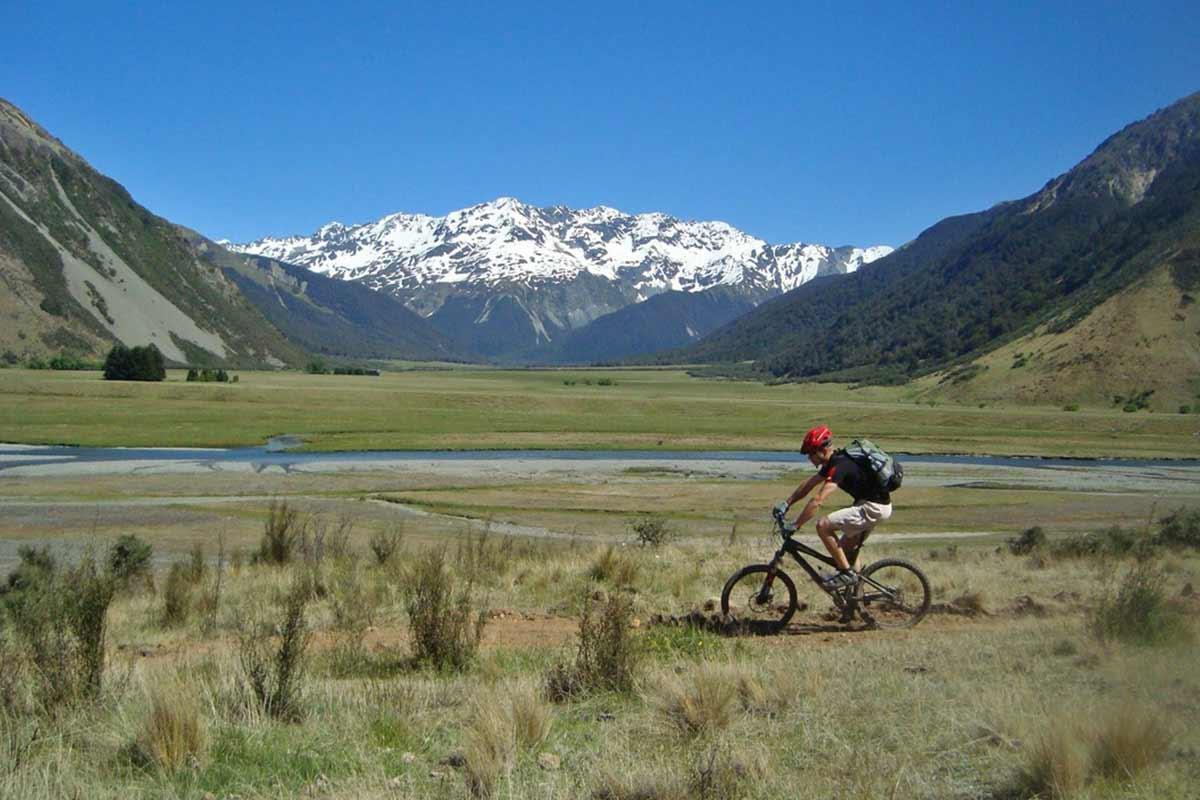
left=801, top=425, right=833, bottom=455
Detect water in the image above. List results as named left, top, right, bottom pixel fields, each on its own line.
left=3, top=442, right=1198, bottom=474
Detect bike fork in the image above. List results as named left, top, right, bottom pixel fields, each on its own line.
left=756, top=557, right=782, bottom=603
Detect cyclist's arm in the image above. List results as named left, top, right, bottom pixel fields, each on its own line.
left=791, top=478, right=839, bottom=528
left=783, top=473, right=823, bottom=511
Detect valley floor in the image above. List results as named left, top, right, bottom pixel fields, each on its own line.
left=2, top=452, right=1199, bottom=798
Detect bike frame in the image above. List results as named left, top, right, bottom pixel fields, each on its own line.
left=760, top=519, right=894, bottom=602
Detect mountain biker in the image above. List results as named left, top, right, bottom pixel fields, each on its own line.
left=774, top=425, right=893, bottom=591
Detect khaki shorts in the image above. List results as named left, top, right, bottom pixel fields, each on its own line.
left=826, top=501, right=892, bottom=538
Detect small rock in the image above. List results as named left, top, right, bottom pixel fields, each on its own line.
left=400, top=752, right=417, bottom=764
left=429, top=770, right=446, bottom=780
left=387, top=777, right=404, bottom=789
left=630, top=617, right=641, bottom=629
left=903, top=665, right=929, bottom=674
left=596, top=711, right=615, bottom=722
left=439, top=752, right=465, bottom=768
left=702, top=598, right=719, bottom=612
left=537, top=752, right=562, bottom=771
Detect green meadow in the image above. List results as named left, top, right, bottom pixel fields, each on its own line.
left=2, top=367, right=1198, bottom=457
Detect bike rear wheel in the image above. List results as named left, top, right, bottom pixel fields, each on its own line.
left=858, top=558, right=931, bottom=629
left=720, top=564, right=798, bottom=633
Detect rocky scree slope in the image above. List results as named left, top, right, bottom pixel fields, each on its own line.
left=0, top=97, right=301, bottom=366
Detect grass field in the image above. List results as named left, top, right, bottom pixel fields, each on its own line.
left=2, top=367, right=1199, bottom=458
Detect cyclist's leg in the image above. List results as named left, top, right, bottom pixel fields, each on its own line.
left=840, top=502, right=891, bottom=569
left=817, top=506, right=872, bottom=571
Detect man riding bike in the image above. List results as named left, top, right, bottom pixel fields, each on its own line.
left=774, top=425, right=893, bottom=592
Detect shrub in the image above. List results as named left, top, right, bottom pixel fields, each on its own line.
left=1181, top=404, right=1193, bottom=414
left=587, top=546, right=641, bottom=587
left=1157, top=507, right=1200, bottom=549
left=1089, top=561, right=1188, bottom=646
left=107, top=535, right=153, bottom=590
left=2, top=545, right=57, bottom=595
left=1, top=553, right=115, bottom=710
left=161, top=563, right=193, bottom=627
left=630, top=515, right=673, bottom=547
left=547, top=591, right=639, bottom=700
left=1006, top=526, right=1046, bottom=555
left=237, top=580, right=310, bottom=721
left=404, top=548, right=487, bottom=671
left=298, top=514, right=354, bottom=564
left=132, top=684, right=207, bottom=772
left=256, top=500, right=301, bottom=565
left=102, top=343, right=165, bottom=381
left=369, top=525, right=404, bottom=565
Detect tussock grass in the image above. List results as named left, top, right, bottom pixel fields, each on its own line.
left=588, top=546, right=641, bottom=587
left=462, top=681, right=554, bottom=798
left=132, top=683, right=207, bottom=772
left=1088, top=703, right=1171, bottom=781
left=650, top=664, right=739, bottom=736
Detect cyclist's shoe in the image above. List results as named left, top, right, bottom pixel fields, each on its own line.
left=821, top=570, right=858, bottom=591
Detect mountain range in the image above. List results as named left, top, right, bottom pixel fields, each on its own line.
left=2, top=89, right=1197, bottom=409
left=229, top=199, right=890, bottom=361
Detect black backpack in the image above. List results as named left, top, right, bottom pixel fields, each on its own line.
left=842, top=439, right=903, bottom=492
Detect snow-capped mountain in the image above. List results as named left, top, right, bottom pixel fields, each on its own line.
left=228, top=198, right=891, bottom=361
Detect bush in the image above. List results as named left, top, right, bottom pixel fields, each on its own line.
left=1, top=553, right=115, bottom=711
left=161, top=563, right=193, bottom=627
left=102, top=344, right=165, bottom=381
left=404, top=548, right=487, bottom=671
left=1157, top=507, right=1200, bottom=549
left=1006, top=526, right=1045, bottom=555
left=630, top=516, right=673, bottom=547
left=369, top=526, right=403, bottom=566
left=237, top=581, right=310, bottom=721
left=107, top=535, right=153, bottom=590
left=547, top=591, right=640, bottom=700
left=1089, top=561, right=1188, bottom=646
left=255, top=500, right=301, bottom=565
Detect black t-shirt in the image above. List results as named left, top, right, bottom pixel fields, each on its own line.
left=819, top=451, right=891, bottom=504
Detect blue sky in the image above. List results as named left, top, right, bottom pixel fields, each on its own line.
left=4, top=1, right=1198, bottom=247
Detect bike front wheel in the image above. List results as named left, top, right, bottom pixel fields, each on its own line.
left=720, top=564, right=798, bottom=633
left=858, top=558, right=931, bottom=629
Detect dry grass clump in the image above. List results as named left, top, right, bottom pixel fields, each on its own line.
left=546, top=591, right=640, bottom=701
left=462, top=682, right=554, bottom=799
left=591, top=744, right=766, bottom=800
left=1019, top=705, right=1172, bottom=798
left=1020, top=722, right=1089, bottom=799
left=132, top=683, right=207, bottom=772
left=588, top=546, right=641, bottom=587
left=733, top=664, right=803, bottom=717
left=650, top=664, right=738, bottom=736
left=1088, top=703, right=1171, bottom=781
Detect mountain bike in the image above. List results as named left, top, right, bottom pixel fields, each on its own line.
left=720, top=508, right=931, bottom=632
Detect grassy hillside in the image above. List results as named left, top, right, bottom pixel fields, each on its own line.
left=920, top=265, right=1200, bottom=409
left=666, top=91, right=1200, bottom=405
